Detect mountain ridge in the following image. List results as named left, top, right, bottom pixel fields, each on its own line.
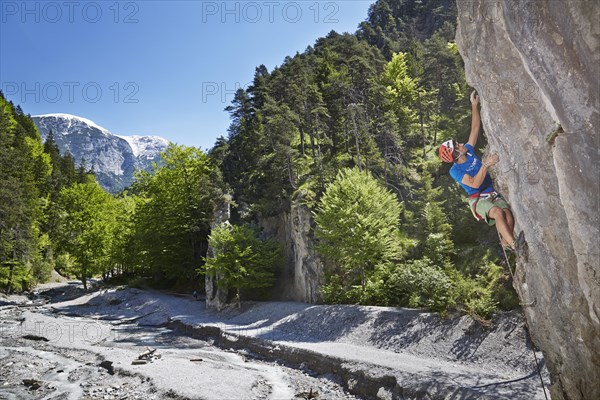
left=32, top=114, right=170, bottom=193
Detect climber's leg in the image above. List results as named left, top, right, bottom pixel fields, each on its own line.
left=489, top=206, right=515, bottom=248
left=504, top=208, right=514, bottom=235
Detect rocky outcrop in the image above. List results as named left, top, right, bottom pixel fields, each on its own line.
left=260, top=193, right=324, bottom=303
left=455, top=1, right=599, bottom=399
left=205, top=195, right=232, bottom=310
left=205, top=193, right=323, bottom=308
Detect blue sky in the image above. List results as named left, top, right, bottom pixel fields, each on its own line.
left=1, top=0, right=374, bottom=150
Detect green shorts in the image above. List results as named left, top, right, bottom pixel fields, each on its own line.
left=468, top=194, right=510, bottom=226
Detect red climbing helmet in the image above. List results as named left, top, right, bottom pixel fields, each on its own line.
left=439, top=139, right=455, bottom=163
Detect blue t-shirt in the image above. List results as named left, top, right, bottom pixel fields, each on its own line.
left=449, top=143, right=494, bottom=196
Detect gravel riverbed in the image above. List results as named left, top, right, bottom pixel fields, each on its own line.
left=0, top=282, right=550, bottom=399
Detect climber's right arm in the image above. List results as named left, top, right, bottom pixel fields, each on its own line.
left=461, top=153, right=498, bottom=188
left=467, top=91, right=481, bottom=148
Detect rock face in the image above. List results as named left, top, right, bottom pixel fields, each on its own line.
left=33, top=114, right=169, bottom=193
left=205, top=196, right=231, bottom=310
left=455, top=1, right=599, bottom=399
left=260, top=193, right=324, bottom=304
left=205, top=193, right=324, bottom=309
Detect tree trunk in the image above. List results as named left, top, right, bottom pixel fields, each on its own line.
left=314, top=127, right=326, bottom=191
left=308, top=127, right=317, bottom=160
left=352, top=115, right=362, bottom=171
left=433, top=97, right=440, bottom=145
left=299, top=125, right=306, bottom=157
left=82, top=265, right=88, bottom=290
left=7, top=264, right=14, bottom=294
left=383, top=129, right=389, bottom=182
left=287, top=154, right=297, bottom=190
left=420, top=99, right=426, bottom=159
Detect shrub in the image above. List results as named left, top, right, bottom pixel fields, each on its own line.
left=200, top=223, right=282, bottom=302
left=387, top=258, right=454, bottom=312
left=0, top=261, right=33, bottom=293
left=314, top=168, right=404, bottom=297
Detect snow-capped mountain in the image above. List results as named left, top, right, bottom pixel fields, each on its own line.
left=116, top=134, right=170, bottom=160
left=32, top=114, right=170, bottom=193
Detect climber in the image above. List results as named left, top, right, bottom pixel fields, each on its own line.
left=439, top=90, right=523, bottom=251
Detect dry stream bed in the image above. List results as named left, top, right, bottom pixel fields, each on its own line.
left=0, top=283, right=549, bottom=399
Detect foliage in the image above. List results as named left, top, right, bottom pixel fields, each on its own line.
left=54, top=253, right=76, bottom=278
left=382, top=52, right=418, bottom=128
left=0, top=0, right=521, bottom=321
left=200, top=223, right=282, bottom=301
left=0, top=261, right=33, bottom=293
left=315, top=168, right=406, bottom=303
left=202, top=0, right=518, bottom=317
left=30, top=231, right=54, bottom=283
left=107, top=194, right=137, bottom=278
left=55, top=182, right=117, bottom=289
left=389, top=258, right=454, bottom=312
left=0, top=94, right=50, bottom=292
left=132, top=144, right=218, bottom=286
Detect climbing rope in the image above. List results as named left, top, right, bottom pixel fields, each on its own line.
left=499, top=232, right=549, bottom=400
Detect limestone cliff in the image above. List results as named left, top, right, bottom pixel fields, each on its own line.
left=259, top=193, right=324, bottom=304
left=205, top=193, right=324, bottom=309
left=205, top=196, right=231, bottom=310
left=455, top=1, right=599, bottom=399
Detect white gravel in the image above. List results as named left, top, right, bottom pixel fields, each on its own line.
left=0, top=282, right=550, bottom=399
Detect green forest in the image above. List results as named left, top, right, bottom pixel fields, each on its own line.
left=0, top=0, right=519, bottom=319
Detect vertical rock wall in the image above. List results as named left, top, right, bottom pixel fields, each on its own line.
left=206, top=193, right=324, bottom=308
left=455, top=1, right=599, bottom=399
left=205, top=196, right=231, bottom=310
left=260, top=193, right=324, bottom=304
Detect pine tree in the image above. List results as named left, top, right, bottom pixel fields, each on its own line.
left=0, top=95, right=50, bottom=292
left=42, top=130, right=64, bottom=196
left=60, top=152, right=77, bottom=187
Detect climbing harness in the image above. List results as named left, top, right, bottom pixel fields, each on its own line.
left=498, top=232, right=549, bottom=400
left=469, top=191, right=499, bottom=221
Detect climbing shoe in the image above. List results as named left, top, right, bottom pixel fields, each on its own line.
left=501, top=239, right=513, bottom=252
left=513, top=231, right=527, bottom=258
